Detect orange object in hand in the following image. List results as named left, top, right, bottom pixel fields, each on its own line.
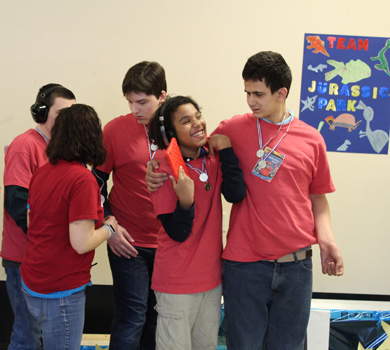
left=166, top=137, right=189, bottom=181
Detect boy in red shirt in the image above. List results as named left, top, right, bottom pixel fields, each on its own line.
left=92, top=61, right=167, bottom=350
left=1, top=84, right=75, bottom=349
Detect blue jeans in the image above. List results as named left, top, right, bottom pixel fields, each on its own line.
left=22, top=288, right=86, bottom=350
left=222, top=258, right=313, bottom=350
left=108, top=245, right=157, bottom=350
left=5, top=267, right=42, bottom=350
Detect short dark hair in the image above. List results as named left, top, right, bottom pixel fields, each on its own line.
left=149, top=95, right=200, bottom=149
left=46, top=104, right=106, bottom=167
left=242, top=51, right=292, bottom=97
left=122, top=61, right=167, bottom=98
left=35, top=83, right=76, bottom=108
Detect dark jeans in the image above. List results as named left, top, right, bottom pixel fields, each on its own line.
left=223, top=258, right=313, bottom=350
left=108, top=245, right=157, bottom=350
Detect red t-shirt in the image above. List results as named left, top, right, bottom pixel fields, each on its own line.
left=151, top=154, right=223, bottom=294
left=20, top=160, right=103, bottom=293
left=1, top=129, right=48, bottom=262
left=97, top=114, right=164, bottom=248
left=214, top=113, right=335, bottom=262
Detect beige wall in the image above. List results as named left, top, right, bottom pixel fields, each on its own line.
left=1, top=0, right=389, bottom=295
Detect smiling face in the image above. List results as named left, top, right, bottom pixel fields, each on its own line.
left=125, top=91, right=164, bottom=125
left=244, top=79, right=287, bottom=124
left=172, top=103, right=207, bottom=159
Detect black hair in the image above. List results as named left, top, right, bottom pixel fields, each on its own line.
left=242, top=51, right=292, bottom=97
left=149, top=95, right=201, bottom=149
left=35, top=83, right=76, bottom=109
left=122, top=61, right=167, bottom=98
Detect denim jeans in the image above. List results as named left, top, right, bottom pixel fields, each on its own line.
left=108, top=245, right=157, bottom=350
left=5, top=267, right=42, bottom=350
left=22, top=288, right=86, bottom=350
left=223, top=258, right=313, bottom=350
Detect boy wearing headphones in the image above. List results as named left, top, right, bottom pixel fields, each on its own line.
left=92, top=61, right=166, bottom=350
left=1, top=84, right=76, bottom=349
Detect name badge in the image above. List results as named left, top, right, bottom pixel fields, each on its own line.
left=252, top=147, right=285, bottom=183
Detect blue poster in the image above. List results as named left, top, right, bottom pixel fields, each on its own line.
left=299, top=33, right=390, bottom=154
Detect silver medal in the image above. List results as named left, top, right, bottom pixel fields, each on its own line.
left=258, top=160, right=267, bottom=169
left=151, top=144, right=158, bottom=151
left=101, top=195, right=105, bottom=206
left=256, top=149, right=265, bottom=158
left=199, top=173, right=208, bottom=182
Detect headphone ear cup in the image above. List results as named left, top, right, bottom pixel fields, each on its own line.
left=30, top=103, right=49, bottom=124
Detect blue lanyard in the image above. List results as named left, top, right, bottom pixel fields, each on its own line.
left=256, top=110, right=294, bottom=161
left=35, top=127, right=49, bottom=145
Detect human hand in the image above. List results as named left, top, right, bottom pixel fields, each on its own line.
left=145, top=159, right=168, bottom=192
left=103, top=216, right=118, bottom=234
left=171, top=166, right=194, bottom=210
left=319, top=241, right=344, bottom=276
left=208, top=134, right=232, bottom=157
left=107, top=224, right=138, bottom=258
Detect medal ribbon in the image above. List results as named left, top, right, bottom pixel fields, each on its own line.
left=257, top=111, right=287, bottom=152
left=257, top=110, right=294, bottom=162
left=185, top=155, right=208, bottom=182
left=144, top=126, right=157, bottom=162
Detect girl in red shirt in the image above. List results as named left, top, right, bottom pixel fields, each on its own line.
left=149, top=96, right=245, bottom=350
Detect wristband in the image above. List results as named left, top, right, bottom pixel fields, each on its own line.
left=103, top=224, right=115, bottom=239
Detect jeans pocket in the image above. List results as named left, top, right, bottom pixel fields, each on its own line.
left=299, top=258, right=313, bottom=272
left=21, top=286, right=31, bottom=297
left=155, top=304, right=184, bottom=320
left=21, top=288, right=44, bottom=322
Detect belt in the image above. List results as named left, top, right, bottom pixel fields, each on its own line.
left=264, top=249, right=312, bottom=263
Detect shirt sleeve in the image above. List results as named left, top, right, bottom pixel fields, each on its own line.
left=4, top=185, right=29, bottom=234
left=68, top=178, right=102, bottom=224
left=219, top=147, right=246, bottom=203
left=96, top=124, right=115, bottom=175
left=309, top=135, right=335, bottom=194
left=91, top=167, right=112, bottom=217
left=4, top=147, right=35, bottom=188
left=158, top=201, right=195, bottom=242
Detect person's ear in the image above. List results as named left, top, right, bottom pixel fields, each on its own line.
left=159, top=91, right=167, bottom=105
left=277, top=87, right=288, bottom=101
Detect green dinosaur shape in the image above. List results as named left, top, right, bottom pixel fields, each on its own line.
left=325, top=59, right=371, bottom=84
left=371, top=39, right=390, bottom=77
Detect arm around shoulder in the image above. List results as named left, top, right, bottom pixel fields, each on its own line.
left=219, top=147, right=246, bottom=203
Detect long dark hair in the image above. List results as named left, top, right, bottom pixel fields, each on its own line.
left=46, top=104, right=106, bottom=167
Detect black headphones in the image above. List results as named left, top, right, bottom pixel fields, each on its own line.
left=159, top=99, right=176, bottom=146
left=30, top=85, right=63, bottom=124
